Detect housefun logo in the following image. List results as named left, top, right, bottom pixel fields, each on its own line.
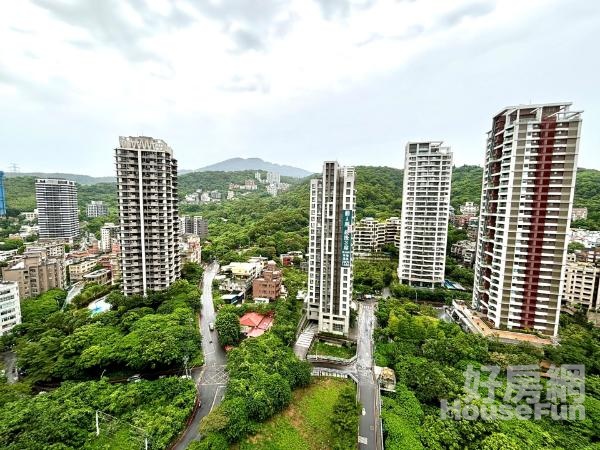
left=440, top=364, right=586, bottom=421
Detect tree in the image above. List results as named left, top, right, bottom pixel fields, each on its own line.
left=181, top=261, right=204, bottom=285
left=331, top=385, right=360, bottom=449
left=568, top=241, right=586, bottom=253
left=215, top=309, right=241, bottom=346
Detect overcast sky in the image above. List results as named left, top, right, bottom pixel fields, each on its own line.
left=1, top=0, right=599, bottom=176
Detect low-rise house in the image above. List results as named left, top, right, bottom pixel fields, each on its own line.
left=239, top=312, right=273, bottom=338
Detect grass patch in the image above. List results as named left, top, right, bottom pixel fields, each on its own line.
left=237, top=377, right=356, bottom=450
left=308, top=341, right=356, bottom=359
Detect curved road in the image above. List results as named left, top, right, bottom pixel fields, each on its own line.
left=174, top=262, right=227, bottom=450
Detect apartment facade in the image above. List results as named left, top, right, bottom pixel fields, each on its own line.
left=472, top=103, right=582, bottom=336
left=307, top=161, right=355, bottom=336
left=399, top=142, right=453, bottom=288
left=100, top=223, right=118, bottom=253
left=86, top=201, right=108, bottom=217
left=35, top=178, right=79, bottom=240
left=1, top=248, right=65, bottom=298
left=180, top=215, right=209, bottom=239
left=0, top=281, right=20, bottom=336
left=354, top=216, right=401, bottom=257
left=252, top=261, right=282, bottom=300
left=562, top=254, right=600, bottom=312
left=571, top=207, right=588, bottom=222
left=460, top=202, right=479, bottom=215
left=115, top=136, right=180, bottom=296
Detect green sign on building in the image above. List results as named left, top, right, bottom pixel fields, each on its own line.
left=341, top=209, right=353, bottom=267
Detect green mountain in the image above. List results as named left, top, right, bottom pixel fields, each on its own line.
left=182, top=157, right=312, bottom=178
left=4, top=172, right=115, bottom=185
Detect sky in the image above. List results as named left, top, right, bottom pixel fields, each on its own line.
left=1, top=0, right=599, bottom=176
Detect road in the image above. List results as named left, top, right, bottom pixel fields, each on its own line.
left=64, top=281, right=85, bottom=308
left=174, top=262, right=228, bottom=450
left=356, top=300, right=381, bottom=450
left=1, top=351, right=18, bottom=383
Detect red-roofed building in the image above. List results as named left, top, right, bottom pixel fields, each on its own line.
left=239, top=312, right=274, bottom=338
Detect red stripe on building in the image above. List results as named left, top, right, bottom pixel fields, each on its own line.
left=520, top=117, right=557, bottom=329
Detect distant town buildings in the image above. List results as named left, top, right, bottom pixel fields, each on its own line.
left=219, top=259, right=265, bottom=294
left=243, top=179, right=258, bottom=191
left=473, top=102, right=582, bottom=336
left=569, top=228, right=600, bottom=248
left=68, top=257, right=98, bottom=282
left=180, top=215, right=209, bottom=239
left=252, top=261, right=282, bottom=301
left=115, top=136, right=180, bottom=296
left=353, top=217, right=401, bottom=257
left=0, top=171, right=6, bottom=217
left=562, top=254, right=600, bottom=312
left=0, top=281, right=20, bottom=336
left=180, top=234, right=202, bottom=265
left=307, top=161, right=355, bottom=336
left=571, top=207, right=588, bottom=222
left=399, top=141, right=453, bottom=288
left=35, top=178, right=79, bottom=241
left=1, top=247, right=65, bottom=298
left=86, top=200, right=108, bottom=217
left=21, top=210, right=38, bottom=222
left=280, top=251, right=304, bottom=266
left=266, top=183, right=278, bottom=197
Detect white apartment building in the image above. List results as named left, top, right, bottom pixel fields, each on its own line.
left=35, top=178, right=79, bottom=241
left=562, top=255, right=600, bottom=312
left=0, top=281, right=21, bottom=336
left=266, top=172, right=281, bottom=185
left=100, top=223, right=118, bottom=253
left=460, top=202, right=479, bottom=215
left=266, top=183, right=278, bottom=197
left=472, top=103, right=582, bottom=336
left=307, top=161, right=355, bottom=336
left=399, top=142, right=453, bottom=288
left=354, top=217, right=384, bottom=256
left=86, top=200, right=108, bottom=217
left=571, top=207, right=588, bottom=222
left=115, top=136, right=181, bottom=296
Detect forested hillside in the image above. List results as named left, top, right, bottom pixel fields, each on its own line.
left=3, top=170, right=302, bottom=216
left=5, top=165, right=600, bottom=231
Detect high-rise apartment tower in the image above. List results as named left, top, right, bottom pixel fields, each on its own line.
left=399, top=142, right=453, bottom=288
left=35, top=178, right=79, bottom=240
left=307, top=161, right=355, bottom=336
left=472, top=103, right=582, bottom=336
left=115, top=136, right=180, bottom=296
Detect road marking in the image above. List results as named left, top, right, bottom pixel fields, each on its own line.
left=210, top=385, right=224, bottom=411
left=358, top=436, right=368, bottom=445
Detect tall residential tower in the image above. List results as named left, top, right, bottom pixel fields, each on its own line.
left=0, top=171, right=6, bottom=216
left=307, top=162, right=355, bottom=336
left=472, top=103, right=582, bottom=336
left=115, top=136, right=180, bottom=296
left=399, top=142, right=453, bottom=288
left=35, top=178, right=79, bottom=240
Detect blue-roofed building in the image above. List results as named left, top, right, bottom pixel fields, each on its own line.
left=0, top=171, right=6, bottom=216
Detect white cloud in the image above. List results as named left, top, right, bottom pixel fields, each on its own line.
left=0, top=0, right=599, bottom=173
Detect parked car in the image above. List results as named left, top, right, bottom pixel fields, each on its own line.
left=209, top=322, right=215, bottom=331
left=127, top=374, right=142, bottom=383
